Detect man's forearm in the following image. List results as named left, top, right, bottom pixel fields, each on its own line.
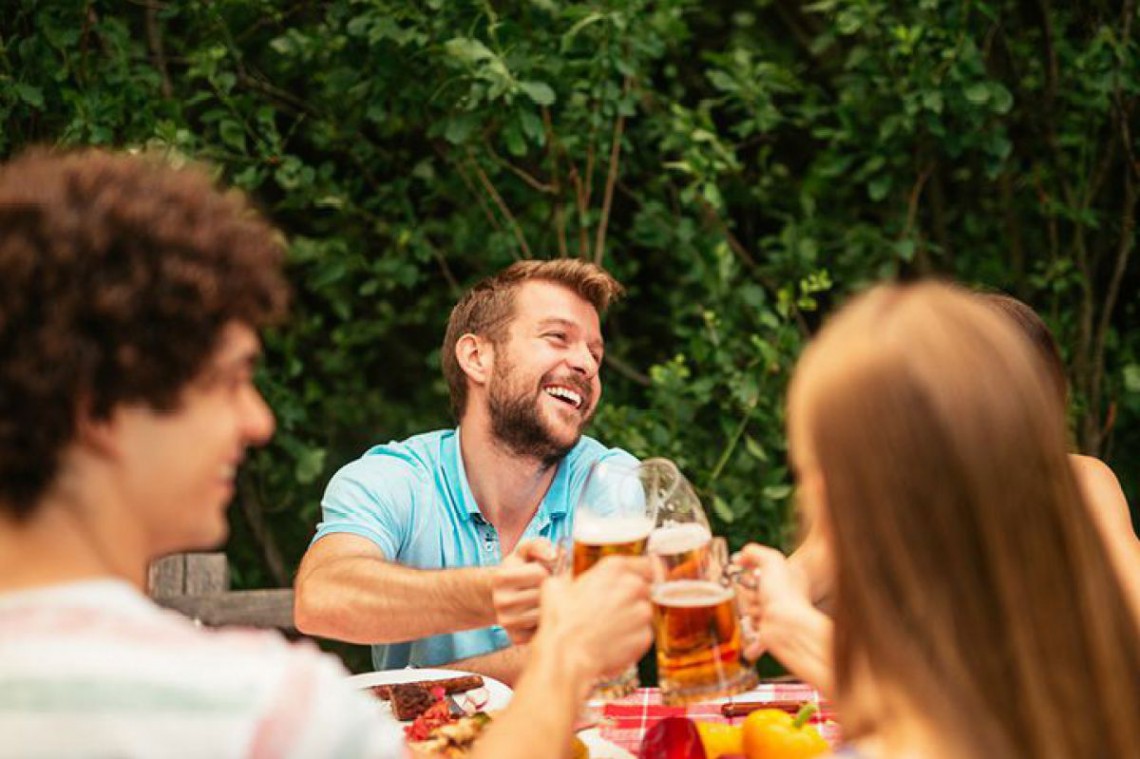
left=443, top=644, right=529, bottom=686
left=295, top=553, right=496, bottom=643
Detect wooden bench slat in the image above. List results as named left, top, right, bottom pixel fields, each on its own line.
left=184, top=553, right=228, bottom=595
left=156, top=589, right=296, bottom=632
left=147, top=554, right=186, bottom=599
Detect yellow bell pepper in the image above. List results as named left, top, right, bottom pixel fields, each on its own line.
left=695, top=721, right=744, bottom=758
left=742, top=704, right=828, bottom=759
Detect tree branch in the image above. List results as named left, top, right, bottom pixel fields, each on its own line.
left=483, top=137, right=556, bottom=193
left=143, top=2, right=173, bottom=98
left=444, top=145, right=503, bottom=234
left=569, top=164, right=590, bottom=258
left=901, top=161, right=935, bottom=274
left=1092, top=171, right=1136, bottom=423
left=593, top=76, right=632, bottom=265
left=543, top=108, right=569, bottom=258
left=467, top=151, right=531, bottom=259
left=603, top=353, right=650, bottom=387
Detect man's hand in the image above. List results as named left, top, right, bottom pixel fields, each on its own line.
left=536, top=555, right=653, bottom=685
left=735, top=544, right=813, bottom=661
left=492, top=538, right=558, bottom=645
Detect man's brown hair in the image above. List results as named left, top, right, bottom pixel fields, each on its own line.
left=978, top=292, right=1068, bottom=405
left=0, top=148, right=289, bottom=518
left=789, top=281, right=1140, bottom=757
left=441, top=259, right=623, bottom=419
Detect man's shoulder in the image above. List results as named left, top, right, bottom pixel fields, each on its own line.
left=566, top=435, right=637, bottom=469
left=335, top=428, right=456, bottom=482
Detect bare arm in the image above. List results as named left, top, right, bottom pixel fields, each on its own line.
left=739, top=544, right=835, bottom=696
left=468, top=557, right=654, bottom=759
left=756, top=593, right=834, bottom=696
left=442, top=644, right=529, bottom=686
left=294, top=533, right=496, bottom=644
left=1073, top=454, right=1136, bottom=540
left=1072, top=454, right=1140, bottom=626
left=786, top=514, right=834, bottom=606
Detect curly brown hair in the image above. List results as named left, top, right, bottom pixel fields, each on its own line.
left=0, top=148, right=289, bottom=518
left=440, top=259, right=624, bottom=420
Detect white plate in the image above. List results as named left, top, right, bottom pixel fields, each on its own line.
left=348, top=668, right=512, bottom=720
left=578, top=728, right=635, bottom=759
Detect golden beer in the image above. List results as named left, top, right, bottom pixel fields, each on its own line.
left=647, top=523, right=712, bottom=581
left=569, top=513, right=653, bottom=699
left=571, top=514, right=652, bottom=576
left=652, top=579, right=758, bottom=704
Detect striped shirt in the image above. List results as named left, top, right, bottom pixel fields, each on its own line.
left=0, top=580, right=406, bottom=758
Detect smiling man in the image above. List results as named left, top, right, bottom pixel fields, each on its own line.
left=295, top=260, right=636, bottom=682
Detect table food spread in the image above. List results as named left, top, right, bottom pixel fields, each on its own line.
left=350, top=670, right=836, bottom=758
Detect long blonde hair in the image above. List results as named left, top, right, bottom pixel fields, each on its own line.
left=789, top=281, right=1140, bottom=757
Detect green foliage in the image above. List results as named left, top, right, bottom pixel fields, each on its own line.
left=3, top=1, right=1137, bottom=603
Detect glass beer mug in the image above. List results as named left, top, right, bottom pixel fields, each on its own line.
left=567, top=457, right=670, bottom=698
left=648, top=477, right=758, bottom=705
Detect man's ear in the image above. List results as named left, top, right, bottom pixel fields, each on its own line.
left=455, top=333, right=494, bottom=388
left=73, top=397, right=121, bottom=459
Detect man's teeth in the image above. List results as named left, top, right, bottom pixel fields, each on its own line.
left=544, top=386, right=583, bottom=408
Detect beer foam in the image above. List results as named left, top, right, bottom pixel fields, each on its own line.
left=651, top=579, right=734, bottom=606
left=647, top=523, right=711, bottom=555
left=573, top=513, right=654, bottom=544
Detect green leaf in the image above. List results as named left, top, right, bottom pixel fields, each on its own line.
left=519, top=109, right=545, bottom=144
left=989, top=83, right=1014, bottom=114
left=444, top=37, right=494, bottom=64
left=762, top=484, right=793, bottom=501
left=443, top=113, right=479, bottom=145
left=294, top=447, right=327, bottom=485
left=964, top=82, right=991, bottom=105
left=894, top=238, right=916, bottom=261
left=922, top=90, right=943, bottom=114
left=562, top=12, right=606, bottom=49
left=712, top=494, right=736, bottom=524
left=1124, top=364, right=1140, bottom=394
left=504, top=122, right=526, bottom=156
left=518, top=80, right=556, bottom=106
left=219, top=120, right=247, bottom=152
left=744, top=435, right=769, bottom=462
left=868, top=175, right=892, bottom=201
left=14, top=83, right=44, bottom=109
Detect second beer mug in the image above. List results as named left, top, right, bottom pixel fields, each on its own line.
left=649, top=527, right=758, bottom=705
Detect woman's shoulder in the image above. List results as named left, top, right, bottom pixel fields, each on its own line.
left=1070, top=454, right=1132, bottom=533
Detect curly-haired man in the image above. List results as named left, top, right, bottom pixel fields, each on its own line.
left=0, top=149, right=652, bottom=757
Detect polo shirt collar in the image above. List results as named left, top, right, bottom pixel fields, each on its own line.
left=443, top=426, right=575, bottom=527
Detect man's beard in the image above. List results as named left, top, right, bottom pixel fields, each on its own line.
left=488, top=361, right=590, bottom=467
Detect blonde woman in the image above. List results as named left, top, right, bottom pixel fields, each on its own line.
left=741, top=282, right=1140, bottom=758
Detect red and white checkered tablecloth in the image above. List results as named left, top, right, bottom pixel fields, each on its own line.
left=593, top=684, right=841, bottom=755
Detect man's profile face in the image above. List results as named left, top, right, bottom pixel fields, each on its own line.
left=485, top=280, right=604, bottom=465
left=110, top=322, right=275, bottom=555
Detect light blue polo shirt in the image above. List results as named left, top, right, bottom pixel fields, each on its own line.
left=313, top=427, right=636, bottom=670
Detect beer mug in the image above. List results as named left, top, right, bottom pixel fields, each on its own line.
left=565, top=458, right=669, bottom=698
left=649, top=522, right=759, bottom=705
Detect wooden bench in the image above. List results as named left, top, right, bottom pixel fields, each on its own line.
left=148, top=552, right=296, bottom=632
